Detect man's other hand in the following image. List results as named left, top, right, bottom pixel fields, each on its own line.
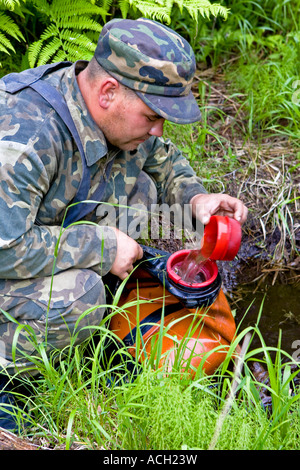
left=109, top=227, right=143, bottom=280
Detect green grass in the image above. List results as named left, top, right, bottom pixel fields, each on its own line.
left=163, top=82, right=242, bottom=194
left=225, top=43, right=300, bottom=137
left=2, top=294, right=299, bottom=450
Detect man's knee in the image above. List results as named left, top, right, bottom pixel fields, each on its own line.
left=43, top=269, right=107, bottom=347
left=0, top=269, right=107, bottom=374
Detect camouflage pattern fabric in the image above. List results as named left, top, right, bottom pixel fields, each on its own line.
left=0, top=56, right=206, bottom=374
left=0, top=269, right=106, bottom=375
left=95, top=17, right=201, bottom=124
left=0, top=169, right=157, bottom=376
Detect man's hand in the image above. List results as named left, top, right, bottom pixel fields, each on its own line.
left=190, top=193, right=248, bottom=225
left=109, top=227, right=143, bottom=280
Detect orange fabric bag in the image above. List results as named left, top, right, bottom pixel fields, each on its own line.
left=109, top=246, right=236, bottom=376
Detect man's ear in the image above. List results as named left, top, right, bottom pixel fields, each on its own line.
left=98, top=77, right=120, bottom=109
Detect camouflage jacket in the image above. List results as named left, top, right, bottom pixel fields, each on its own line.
left=0, top=61, right=206, bottom=280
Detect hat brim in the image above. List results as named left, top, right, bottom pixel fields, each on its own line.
left=135, top=89, right=201, bottom=125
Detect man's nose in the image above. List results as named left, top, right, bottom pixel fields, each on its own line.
left=149, top=118, right=165, bottom=137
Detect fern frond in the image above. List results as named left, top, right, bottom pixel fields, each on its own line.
left=27, top=38, right=44, bottom=68
left=182, top=0, right=229, bottom=21
left=0, top=10, right=24, bottom=54
left=32, top=29, right=96, bottom=66
left=127, top=0, right=229, bottom=24
left=117, top=0, right=131, bottom=18
left=60, top=30, right=96, bottom=52
left=0, top=31, right=14, bottom=52
left=0, top=0, right=22, bottom=11
left=128, top=0, right=172, bottom=23
left=51, top=49, right=69, bottom=64
left=0, top=12, right=23, bottom=39
left=50, top=2, right=107, bottom=19
left=39, top=24, right=60, bottom=42
left=28, top=0, right=105, bottom=66
left=60, top=41, right=94, bottom=62
left=55, top=17, right=102, bottom=32
left=36, top=37, right=63, bottom=66
left=91, top=0, right=113, bottom=20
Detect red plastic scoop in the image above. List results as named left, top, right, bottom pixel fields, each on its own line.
left=166, top=216, right=242, bottom=287
left=201, top=215, right=242, bottom=261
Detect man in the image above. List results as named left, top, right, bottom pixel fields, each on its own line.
left=0, top=17, right=247, bottom=429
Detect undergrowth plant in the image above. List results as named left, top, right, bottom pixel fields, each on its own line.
left=0, top=0, right=229, bottom=68
left=226, top=41, right=300, bottom=135
left=128, top=0, right=229, bottom=27
left=1, top=287, right=299, bottom=450
left=27, top=0, right=105, bottom=66
left=0, top=0, right=24, bottom=56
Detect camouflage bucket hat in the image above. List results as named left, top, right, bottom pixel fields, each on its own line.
left=94, top=17, right=201, bottom=124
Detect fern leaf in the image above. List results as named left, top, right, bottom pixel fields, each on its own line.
left=117, top=0, right=131, bottom=18
left=0, top=9, right=24, bottom=55
left=127, top=0, right=229, bottom=24
left=60, top=30, right=96, bottom=51
left=56, top=16, right=102, bottom=32
left=181, top=0, right=229, bottom=21
left=52, top=2, right=107, bottom=19
left=0, top=31, right=15, bottom=52
left=61, top=41, right=95, bottom=61
left=46, top=0, right=106, bottom=24
left=27, top=0, right=105, bottom=66
left=0, top=11, right=24, bottom=40
left=0, top=0, right=22, bottom=11
left=129, top=0, right=172, bottom=23
left=97, top=0, right=113, bottom=8
left=27, top=39, right=44, bottom=68
left=51, top=49, right=69, bottom=64
left=39, top=24, right=60, bottom=42
left=36, top=36, right=63, bottom=66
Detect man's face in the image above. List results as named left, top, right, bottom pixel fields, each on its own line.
left=99, top=90, right=165, bottom=151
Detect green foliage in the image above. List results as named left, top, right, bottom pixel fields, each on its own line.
left=0, top=0, right=299, bottom=451
left=27, top=0, right=106, bottom=66
left=127, top=0, right=229, bottom=25
left=0, top=0, right=25, bottom=54
left=5, top=293, right=300, bottom=450
left=27, top=0, right=229, bottom=66
left=0, top=0, right=229, bottom=68
left=191, top=0, right=300, bottom=63
left=226, top=34, right=300, bottom=135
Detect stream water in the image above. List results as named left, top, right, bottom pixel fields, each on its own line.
left=234, top=281, right=300, bottom=360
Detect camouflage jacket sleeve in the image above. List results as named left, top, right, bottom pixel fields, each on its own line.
left=0, top=91, right=117, bottom=280
left=0, top=140, right=117, bottom=280
left=140, top=136, right=207, bottom=206
left=0, top=60, right=204, bottom=281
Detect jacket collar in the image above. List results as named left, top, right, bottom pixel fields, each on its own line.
left=61, top=61, right=110, bottom=166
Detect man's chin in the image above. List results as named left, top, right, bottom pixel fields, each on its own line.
left=120, top=140, right=147, bottom=151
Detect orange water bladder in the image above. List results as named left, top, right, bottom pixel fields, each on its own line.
left=109, top=266, right=236, bottom=377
